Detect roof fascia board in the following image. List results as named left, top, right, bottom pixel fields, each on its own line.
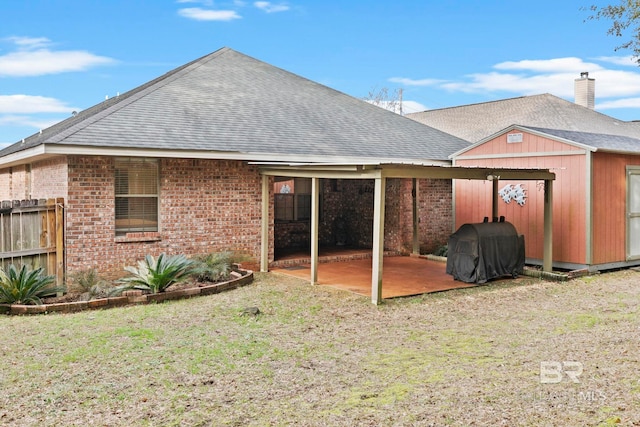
left=260, top=167, right=381, bottom=180
left=260, top=163, right=555, bottom=181
left=0, top=145, right=48, bottom=168
left=0, top=144, right=453, bottom=166
left=37, top=145, right=451, bottom=165
left=380, top=165, right=555, bottom=180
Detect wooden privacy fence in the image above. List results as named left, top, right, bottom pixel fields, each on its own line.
left=0, top=198, right=64, bottom=287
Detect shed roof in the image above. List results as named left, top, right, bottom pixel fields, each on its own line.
left=406, top=93, right=640, bottom=143
left=523, top=126, right=640, bottom=154
left=0, top=47, right=469, bottom=167
left=451, top=124, right=640, bottom=158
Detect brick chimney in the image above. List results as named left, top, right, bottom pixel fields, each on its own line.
left=574, top=72, right=595, bottom=109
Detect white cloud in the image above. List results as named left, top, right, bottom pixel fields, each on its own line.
left=593, top=55, right=638, bottom=66
left=587, top=69, right=640, bottom=97
left=178, top=7, right=241, bottom=21
left=365, top=99, right=427, bottom=115
left=388, top=77, right=446, bottom=87
left=440, top=71, right=582, bottom=97
left=176, top=0, right=214, bottom=4
left=0, top=114, right=62, bottom=130
left=0, top=49, right=115, bottom=77
left=254, top=1, right=289, bottom=13
left=4, top=36, right=52, bottom=49
left=0, top=95, right=76, bottom=114
left=597, top=97, right=640, bottom=109
left=0, top=95, right=75, bottom=142
left=0, top=37, right=115, bottom=77
left=400, top=100, right=428, bottom=114
left=391, top=56, right=640, bottom=106
left=494, top=57, right=603, bottom=73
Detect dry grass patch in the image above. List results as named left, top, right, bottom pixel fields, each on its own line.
left=0, top=270, right=639, bottom=426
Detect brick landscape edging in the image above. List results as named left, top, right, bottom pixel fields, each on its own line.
left=0, top=270, right=253, bottom=315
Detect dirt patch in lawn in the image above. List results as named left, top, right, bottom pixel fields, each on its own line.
left=0, top=269, right=639, bottom=426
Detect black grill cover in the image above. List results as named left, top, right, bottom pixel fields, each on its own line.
left=446, top=221, right=525, bottom=284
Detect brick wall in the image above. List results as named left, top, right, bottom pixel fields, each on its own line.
left=0, top=156, right=68, bottom=200
left=397, top=178, right=453, bottom=254
left=65, top=156, right=118, bottom=276
left=0, top=169, right=10, bottom=200
left=0, top=165, right=28, bottom=199
left=31, top=157, right=68, bottom=199
left=274, top=177, right=449, bottom=255
left=46, top=154, right=450, bottom=278
left=65, top=156, right=270, bottom=278
left=159, top=158, right=265, bottom=260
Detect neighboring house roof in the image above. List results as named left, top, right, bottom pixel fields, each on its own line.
left=406, top=93, right=640, bottom=143
left=0, top=47, right=469, bottom=167
left=451, top=124, right=640, bottom=158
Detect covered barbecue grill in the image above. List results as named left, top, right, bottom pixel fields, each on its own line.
left=446, top=220, right=525, bottom=284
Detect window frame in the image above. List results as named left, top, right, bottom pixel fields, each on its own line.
left=114, top=157, right=159, bottom=236
left=274, top=177, right=312, bottom=223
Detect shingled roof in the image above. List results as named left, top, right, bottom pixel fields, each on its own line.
left=0, top=47, right=468, bottom=165
left=450, top=123, right=640, bottom=158
left=406, top=93, right=640, bottom=144
left=523, top=126, right=640, bottom=154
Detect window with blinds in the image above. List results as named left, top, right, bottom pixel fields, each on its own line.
left=115, top=158, right=159, bottom=236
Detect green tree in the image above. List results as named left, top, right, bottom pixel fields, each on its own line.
left=585, top=1, right=640, bottom=61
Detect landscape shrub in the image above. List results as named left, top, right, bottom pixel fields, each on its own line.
left=193, top=251, right=233, bottom=282
left=0, top=264, right=62, bottom=305
left=111, top=253, right=199, bottom=295
left=68, top=269, right=113, bottom=301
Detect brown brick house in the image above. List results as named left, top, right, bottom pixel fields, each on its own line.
left=0, top=47, right=553, bottom=303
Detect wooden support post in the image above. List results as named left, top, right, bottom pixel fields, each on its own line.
left=412, top=178, right=419, bottom=255
left=492, top=178, right=499, bottom=221
left=260, top=175, right=270, bottom=273
left=543, top=179, right=553, bottom=272
left=371, top=177, right=386, bottom=305
left=310, top=177, right=319, bottom=285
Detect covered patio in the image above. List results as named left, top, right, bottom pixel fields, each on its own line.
left=259, top=163, right=555, bottom=304
left=272, top=254, right=477, bottom=298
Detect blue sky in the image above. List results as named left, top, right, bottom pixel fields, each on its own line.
left=1, top=0, right=639, bottom=147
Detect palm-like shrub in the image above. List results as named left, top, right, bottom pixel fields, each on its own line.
left=68, top=269, right=112, bottom=301
left=114, top=253, right=198, bottom=294
left=194, top=251, right=232, bottom=282
left=0, top=264, right=61, bottom=305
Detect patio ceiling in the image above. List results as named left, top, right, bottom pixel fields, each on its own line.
left=257, top=162, right=555, bottom=304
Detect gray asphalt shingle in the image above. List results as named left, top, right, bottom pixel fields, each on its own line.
left=407, top=93, right=640, bottom=147
left=523, top=126, right=640, bottom=153
left=0, top=47, right=469, bottom=162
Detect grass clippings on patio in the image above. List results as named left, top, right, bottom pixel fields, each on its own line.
left=1, top=270, right=639, bottom=426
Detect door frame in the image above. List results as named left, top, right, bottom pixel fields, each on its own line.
left=626, top=166, right=640, bottom=260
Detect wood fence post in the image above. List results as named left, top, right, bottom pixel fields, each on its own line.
left=55, top=198, right=64, bottom=294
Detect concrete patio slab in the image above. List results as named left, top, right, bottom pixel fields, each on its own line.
left=272, top=255, right=478, bottom=299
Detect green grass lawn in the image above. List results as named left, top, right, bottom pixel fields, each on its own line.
left=1, top=270, right=639, bottom=426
